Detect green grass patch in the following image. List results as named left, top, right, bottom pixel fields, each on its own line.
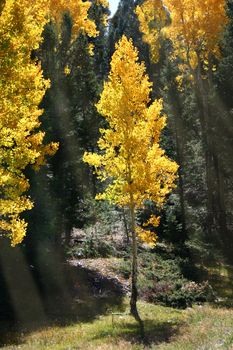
left=206, top=263, right=233, bottom=304
left=2, top=301, right=233, bottom=349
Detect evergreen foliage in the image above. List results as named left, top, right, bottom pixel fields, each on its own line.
left=1, top=0, right=233, bottom=334
left=26, top=4, right=109, bottom=254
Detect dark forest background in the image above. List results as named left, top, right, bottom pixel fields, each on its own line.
left=1, top=0, right=233, bottom=329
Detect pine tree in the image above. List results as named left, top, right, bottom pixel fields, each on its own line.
left=108, top=0, right=149, bottom=67
left=211, top=0, right=233, bottom=256
left=30, top=4, right=109, bottom=251
left=89, top=0, right=110, bottom=79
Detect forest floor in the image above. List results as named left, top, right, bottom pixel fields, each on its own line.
left=1, top=257, right=233, bottom=349
left=1, top=298, right=233, bottom=349
left=69, top=257, right=130, bottom=294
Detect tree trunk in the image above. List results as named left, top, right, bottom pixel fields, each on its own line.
left=129, top=201, right=145, bottom=339
left=64, top=224, right=72, bottom=248
left=194, top=58, right=215, bottom=239
left=213, top=153, right=233, bottom=256
left=174, top=119, right=187, bottom=238
left=121, top=208, right=130, bottom=244
left=164, top=78, right=188, bottom=242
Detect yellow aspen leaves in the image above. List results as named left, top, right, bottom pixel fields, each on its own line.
left=137, top=0, right=228, bottom=73
left=83, top=36, right=178, bottom=246
left=136, top=0, right=167, bottom=63
left=95, top=0, right=109, bottom=7
left=49, top=0, right=98, bottom=37
left=163, top=0, right=228, bottom=70
left=64, top=65, right=71, bottom=75
left=136, top=226, right=158, bottom=247
left=0, top=0, right=105, bottom=246
left=0, top=0, right=58, bottom=246
left=48, top=0, right=109, bottom=38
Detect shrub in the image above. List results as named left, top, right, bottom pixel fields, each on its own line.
left=118, top=248, right=215, bottom=308
left=68, top=232, right=114, bottom=259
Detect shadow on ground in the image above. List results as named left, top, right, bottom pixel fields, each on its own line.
left=0, top=241, right=125, bottom=347
left=92, top=317, right=183, bottom=347
left=207, top=263, right=233, bottom=308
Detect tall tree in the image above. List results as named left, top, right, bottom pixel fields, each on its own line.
left=108, top=0, right=149, bottom=66
left=49, top=0, right=99, bottom=37
left=89, top=0, right=110, bottom=79
left=136, top=0, right=167, bottom=63
left=163, top=0, right=229, bottom=241
left=31, top=0, right=109, bottom=251
left=83, top=35, right=178, bottom=336
left=0, top=0, right=100, bottom=247
left=162, top=0, right=228, bottom=71
left=0, top=0, right=58, bottom=246
left=137, top=0, right=229, bottom=244
left=212, top=0, right=233, bottom=254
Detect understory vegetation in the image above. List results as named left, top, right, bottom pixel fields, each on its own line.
left=1, top=0, right=233, bottom=348
left=2, top=302, right=233, bottom=350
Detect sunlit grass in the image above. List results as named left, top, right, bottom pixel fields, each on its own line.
left=157, top=305, right=233, bottom=350
left=206, top=263, right=233, bottom=303
left=2, top=300, right=233, bottom=349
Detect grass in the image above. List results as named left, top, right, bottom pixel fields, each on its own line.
left=2, top=300, right=233, bottom=349
left=207, top=263, right=233, bottom=305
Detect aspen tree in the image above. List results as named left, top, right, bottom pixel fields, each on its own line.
left=163, top=0, right=228, bottom=71
left=136, top=0, right=167, bottom=63
left=0, top=0, right=58, bottom=246
left=162, top=0, right=228, bottom=236
left=0, top=0, right=101, bottom=245
left=83, top=35, right=178, bottom=336
left=137, top=0, right=229, bottom=238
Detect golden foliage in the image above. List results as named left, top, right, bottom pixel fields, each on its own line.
left=84, top=36, right=178, bottom=245
left=49, top=0, right=98, bottom=37
left=95, top=0, right=109, bottom=7
left=163, top=0, right=228, bottom=70
left=136, top=0, right=167, bottom=63
left=0, top=0, right=108, bottom=246
left=0, top=0, right=58, bottom=246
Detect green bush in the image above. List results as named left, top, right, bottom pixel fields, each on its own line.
left=117, top=258, right=131, bottom=279
left=68, top=233, right=114, bottom=259
left=118, top=248, right=215, bottom=309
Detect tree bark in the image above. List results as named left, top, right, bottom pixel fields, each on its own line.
left=168, top=84, right=187, bottom=238
left=213, top=153, right=232, bottom=254
left=194, top=57, right=215, bottom=238
left=129, top=199, right=145, bottom=339
left=121, top=208, right=130, bottom=244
